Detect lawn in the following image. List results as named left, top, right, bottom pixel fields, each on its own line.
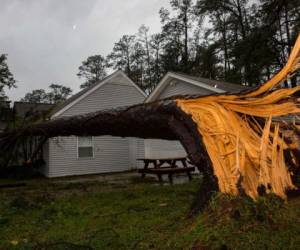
left=0, top=175, right=300, bottom=250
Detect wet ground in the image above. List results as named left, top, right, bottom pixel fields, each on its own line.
left=0, top=170, right=201, bottom=190
left=53, top=170, right=200, bottom=185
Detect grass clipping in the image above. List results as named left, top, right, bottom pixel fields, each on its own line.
left=176, top=34, right=300, bottom=200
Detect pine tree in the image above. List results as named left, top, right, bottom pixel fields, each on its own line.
left=77, top=55, right=107, bottom=89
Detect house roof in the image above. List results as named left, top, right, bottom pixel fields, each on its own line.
left=146, top=71, right=249, bottom=102
left=13, top=102, right=55, bottom=119
left=171, top=72, right=249, bottom=92
left=51, top=70, right=146, bottom=118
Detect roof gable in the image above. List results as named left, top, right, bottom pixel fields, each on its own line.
left=146, top=72, right=248, bottom=102
left=172, top=72, right=249, bottom=93
left=51, top=70, right=145, bottom=118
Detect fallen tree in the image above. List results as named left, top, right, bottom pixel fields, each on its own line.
left=1, top=35, right=300, bottom=209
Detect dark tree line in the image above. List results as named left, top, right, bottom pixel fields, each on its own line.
left=21, top=84, right=72, bottom=104
left=79, top=0, right=299, bottom=92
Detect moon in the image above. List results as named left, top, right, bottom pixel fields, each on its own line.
left=72, top=24, right=77, bottom=30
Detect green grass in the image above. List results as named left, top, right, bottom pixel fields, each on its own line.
left=0, top=177, right=300, bottom=250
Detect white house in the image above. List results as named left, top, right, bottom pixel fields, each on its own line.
left=41, top=70, right=247, bottom=177
left=144, top=71, right=248, bottom=160
left=42, top=70, right=146, bottom=177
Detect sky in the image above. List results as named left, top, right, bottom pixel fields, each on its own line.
left=0, top=0, right=170, bottom=101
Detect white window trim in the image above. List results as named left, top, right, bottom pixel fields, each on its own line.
left=76, top=136, right=94, bottom=159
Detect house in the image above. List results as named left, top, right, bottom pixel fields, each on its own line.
left=144, top=72, right=248, bottom=160
left=42, top=70, right=146, bottom=177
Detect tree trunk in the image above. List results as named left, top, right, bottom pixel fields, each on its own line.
left=183, top=10, right=189, bottom=65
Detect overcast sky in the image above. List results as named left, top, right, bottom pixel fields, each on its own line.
left=0, top=0, right=170, bottom=101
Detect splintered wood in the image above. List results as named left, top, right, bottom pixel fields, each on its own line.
left=176, top=35, right=300, bottom=199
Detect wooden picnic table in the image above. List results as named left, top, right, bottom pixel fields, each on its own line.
left=137, top=157, right=194, bottom=183
left=137, top=156, right=188, bottom=169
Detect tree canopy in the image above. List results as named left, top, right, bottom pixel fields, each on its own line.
left=21, top=84, right=72, bottom=104
left=0, top=54, right=16, bottom=101
left=77, top=55, right=107, bottom=89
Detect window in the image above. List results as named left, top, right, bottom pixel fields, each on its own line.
left=77, top=136, right=94, bottom=158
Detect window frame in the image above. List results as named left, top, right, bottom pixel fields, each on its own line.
left=77, top=136, right=94, bottom=159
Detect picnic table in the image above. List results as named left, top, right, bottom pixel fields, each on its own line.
left=137, top=157, right=195, bottom=183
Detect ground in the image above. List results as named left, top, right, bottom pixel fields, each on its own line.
left=0, top=172, right=300, bottom=250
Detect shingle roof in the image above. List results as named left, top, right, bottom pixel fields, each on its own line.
left=170, top=71, right=249, bottom=93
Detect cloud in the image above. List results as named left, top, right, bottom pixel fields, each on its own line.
left=0, top=0, right=169, bottom=101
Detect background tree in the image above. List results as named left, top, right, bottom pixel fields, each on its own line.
left=21, top=89, right=47, bottom=103
left=21, top=84, right=72, bottom=104
left=90, top=0, right=299, bottom=93
left=107, top=35, right=136, bottom=78
left=258, top=0, right=300, bottom=86
left=77, top=55, right=107, bottom=89
left=194, top=0, right=300, bottom=86
left=159, top=7, right=183, bottom=73
left=107, top=35, right=152, bottom=91
left=130, top=41, right=146, bottom=90
left=0, top=54, right=16, bottom=101
left=138, top=25, right=153, bottom=91
left=150, top=33, right=164, bottom=91
left=46, top=84, right=72, bottom=104
left=159, top=0, right=195, bottom=73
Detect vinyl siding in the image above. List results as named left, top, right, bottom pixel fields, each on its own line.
left=157, top=80, right=214, bottom=99
left=62, top=84, right=144, bottom=117
left=129, top=137, right=145, bottom=169
left=146, top=79, right=214, bottom=160
left=48, top=136, right=132, bottom=177
left=44, top=73, right=145, bottom=177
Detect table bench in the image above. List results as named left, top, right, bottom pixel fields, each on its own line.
left=137, top=157, right=195, bottom=183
